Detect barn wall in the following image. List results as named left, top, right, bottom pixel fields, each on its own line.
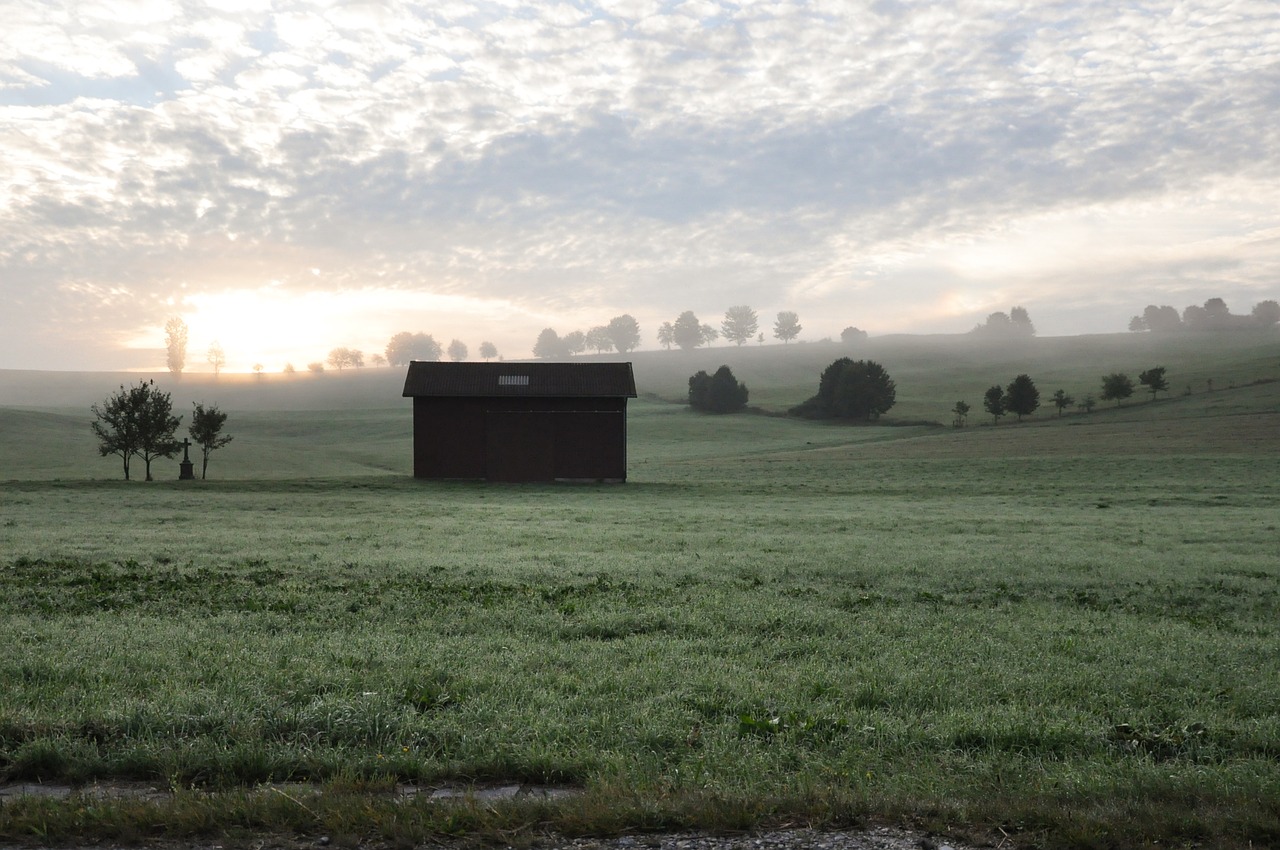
left=412, top=397, right=628, bottom=481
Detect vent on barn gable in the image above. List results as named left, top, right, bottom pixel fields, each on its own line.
left=498, top=375, right=530, bottom=386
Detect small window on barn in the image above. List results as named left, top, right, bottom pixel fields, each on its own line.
left=498, top=375, right=530, bottom=386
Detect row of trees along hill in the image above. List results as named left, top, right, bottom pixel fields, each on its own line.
left=658, top=308, right=803, bottom=350
left=90, top=381, right=232, bottom=480
left=952, top=365, right=1172, bottom=427
left=533, top=315, right=641, bottom=359
left=1128, top=298, right=1280, bottom=332
left=384, top=333, right=498, bottom=366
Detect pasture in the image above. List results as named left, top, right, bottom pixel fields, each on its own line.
left=1, top=332, right=1279, bottom=849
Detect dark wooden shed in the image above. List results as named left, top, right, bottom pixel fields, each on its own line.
left=402, top=362, right=638, bottom=482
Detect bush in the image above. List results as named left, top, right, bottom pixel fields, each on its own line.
left=689, top=366, right=749, bottom=414
left=792, top=358, right=896, bottom=420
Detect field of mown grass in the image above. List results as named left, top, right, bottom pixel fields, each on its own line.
left=1, top=333, right=1279, bottom=849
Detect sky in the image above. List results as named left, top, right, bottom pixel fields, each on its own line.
left=2, top=0, right=1279, bottom=372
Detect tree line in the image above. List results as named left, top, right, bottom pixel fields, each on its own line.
left=1128, top=297, right=1279, bottom=332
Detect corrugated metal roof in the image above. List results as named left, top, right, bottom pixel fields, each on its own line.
left=402, top=362, right=637, bottom=398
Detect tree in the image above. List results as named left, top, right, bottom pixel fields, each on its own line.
left=773, top=311, right=802, bottom=344
left=189, top=402, right=232, bottom=480
left=983, top=385, right=1006, bottom=425
left=1128, top=315, right=1148, bottom=333
left=533, top=328, right=570, bottom=359
left=562, top=331, right=586, bottom=356
left=447, top=339, right=469, bottom=362
left=672, top=311, right=706, bottom=351
left=1139, top=366, right=1169, bottom=399
left=91, top=380, right=182, bottom=481
left=585, top=326, right=612, bottom=354
left=656, top=322, right=675, bottom=350
left=606, top=314, right=642, bottom=353
left=700, top=323, right=719, bottom=347
left=207, top=341, right=226, bottom=376
left=1004, top=374, right=1039, bottom=421
left=164, top=317, right=188, bottom=375
left=972, top=308, right=1035, bottom=338
left=841, top=326, right=868, bottom=343
left=951, top=400, right=970, bottom=428
left=1101, top=372, right=1134, bottom=406
left=479, top=341, right=498, bottom=361
left=307, top=362, right=325, bottom=373
left=283, top=362, right=296, bottom=375
left=385, top=332, right=442, bottom=365
left=327, top=347, right=363, bottom=370
left=370, top=353, right=387, bottom=368
left=720, top=306, right=759, bottom=346
left=1077, top=393, right=1097, bottom=413
left=1252, top=299, right=1280, bottom=328
left=1009, top=306, right=1036, bottom=337
left=1051, top=389, right=1074, bottom=417
left=252, top=363, right=263, bottom=378
left=1143, top=305, right=1183, bottom=332
left=688, top=365, right=749, bottom=413
left=793, top=358, right=895, bottom=420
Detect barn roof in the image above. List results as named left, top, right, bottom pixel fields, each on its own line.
left=402, top=362, right=637, bottom=398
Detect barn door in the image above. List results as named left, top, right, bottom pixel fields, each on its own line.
left=485, top=412, right=556, bottom=482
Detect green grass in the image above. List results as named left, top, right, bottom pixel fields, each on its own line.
left=1, top=333, right=1279, bottom=849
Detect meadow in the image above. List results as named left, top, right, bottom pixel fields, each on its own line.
left=1, top=331, right=1278, bottom=849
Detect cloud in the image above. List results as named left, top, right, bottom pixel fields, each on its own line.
left=1, top=0, right=1278, bottom=369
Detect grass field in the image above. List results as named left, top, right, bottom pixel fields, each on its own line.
left=1, top=332, right=1279, bottom=849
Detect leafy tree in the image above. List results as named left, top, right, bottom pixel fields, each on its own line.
left=479, top=341, right=498, bottom=361
left=672, top=311, right=706, bottom=351
left=562, top=331, right=586, bottom=356
left=207, top=341, right=226, bottom=376
left=1004, top=374, right=1040, bottom=421
left=1051, top=389, right=1074, bottom=417
left=720, top=306, right=759, bottom=346
left=585, top=326, right=613, bottom=354
left=189, top=402, right=232, bottom=480
left=700, top=323, right=719, bottom=347
left=606, top=314, right=642, bottom=353
left=1139, top=366, right=1169, bottom=399
left=327, top=347, right=363, bottom=370
left=91, top=380, right=182, bottom=481
left=983, top=385, right=1006, bottom=425
left=533, top=328, right=570, bottom=359
left=688, top=365, right=749, bottom=413
left=951, top=400, right=970, bottom=428
left=1140, top=304, right=1183, bottom=332
left=656, top=322, right=675, bottom=350
left=793, top=358, right=895, bottom=420
left=841, top=326, right=868, bottom=343
left=1101, top=372, right=1134, bottom=406
left=773, top=311, right=802, bottom=344
left=307, top=362, right=325, bottom=373
left=385, top=332, right=442, bottom=365
left=164, top=317, right=188, bottom=375
left=972, top=307, right=1035, bottom=338
left=252, top=363, right=263, bottom=378
left=447, top=339, right=469, bottom=362
left=1253, top=299, right=1280, bottom=328
left=1127, top=315, right=1147, bottom=332
left=1009, top=306, right=1036, bottom=336
left=1077, top=393, right=1097, bottom=413
left=283, top=362, right=296, bottom=375
left=370, top=353, right=387, bottom=367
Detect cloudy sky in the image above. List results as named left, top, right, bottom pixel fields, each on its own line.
left=2, top=0, right=1278, bottom=371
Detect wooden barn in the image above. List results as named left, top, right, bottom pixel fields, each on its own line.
left=402, top=361, right=638, bottom=482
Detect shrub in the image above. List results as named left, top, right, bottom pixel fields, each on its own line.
left=688, top=366, right=749, bottom=414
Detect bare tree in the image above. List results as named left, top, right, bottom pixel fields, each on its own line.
left=207, top=341, right=226, bottom=376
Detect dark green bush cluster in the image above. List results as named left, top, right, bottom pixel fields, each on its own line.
left=791, top=358, right=896, bottom=420
left=688, top=365, right=749, bottom=413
